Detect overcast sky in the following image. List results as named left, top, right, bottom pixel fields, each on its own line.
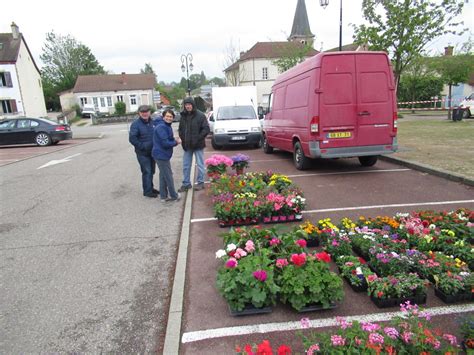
left=2, top=0, right=473, bottom=83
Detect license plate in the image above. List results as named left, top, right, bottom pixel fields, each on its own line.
left=231, top=136, right=246, bottom=141
left=327, top=132, right=351, bottom=138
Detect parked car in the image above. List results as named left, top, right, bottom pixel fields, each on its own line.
left=0, top=118, right=73, bottom=146
left=459, top=92, right=474, bottom=118
left=263, top=51, right=398, bottom=170
left=81, top=104, right=97, bottom=118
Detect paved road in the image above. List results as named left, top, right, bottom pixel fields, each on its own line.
left=1, top=123, right=184, bottom=353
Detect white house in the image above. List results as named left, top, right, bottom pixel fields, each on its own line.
left=68, top=73, right=156, bottom=114
left=0, top=22, right=47, bottom=119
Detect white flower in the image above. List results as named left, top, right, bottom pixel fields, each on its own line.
left=215, top=249, right=226, bottom=259
left=226, top=243, right=237, bottom=252
left=355, top=267, right=363, bottom=275
left=429, top=224, right=436, bottom=230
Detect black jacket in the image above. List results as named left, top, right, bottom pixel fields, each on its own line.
left=178, top=97, right=210, bottom=151
left=129, top=117, right=155, bottom=156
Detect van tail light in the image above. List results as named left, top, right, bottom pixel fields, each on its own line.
left=55, top=125, right=66, bottom=131
left=310, top=116, right=319, bottom=134
left=393, top=112, right=398, bottom=133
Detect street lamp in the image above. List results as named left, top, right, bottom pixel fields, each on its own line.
left=181, top=53, right=194, bottom=96
left=320, top=0, right=343, bottom=51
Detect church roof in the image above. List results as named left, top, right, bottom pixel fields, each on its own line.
left=288, top=0, right=314, bottom=41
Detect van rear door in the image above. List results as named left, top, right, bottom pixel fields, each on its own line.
left=355, top=53, right=394, bottom=146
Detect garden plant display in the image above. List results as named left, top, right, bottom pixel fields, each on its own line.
left=231, top=153, right=250, bottom=174
left=335, top=255, right=374, bottom=292
left=433, top=271, right=473, bottom=303
left=458, top=314, right=474, bottom=351
left=204, top=154, right=233, bottom=180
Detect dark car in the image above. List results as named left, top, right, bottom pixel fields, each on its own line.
left=0, top=117, right=73, bottom=146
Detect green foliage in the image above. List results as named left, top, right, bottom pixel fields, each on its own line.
left=272, top=43, right=314, bottom=73
left=72, top=104, right=81, bottom=117
left=428, top=53, right=474, bottom=86
left=434, top=272, right=473, bottom=295
left=398, top=74, right=444, bottom=103
left=114, top=101, right=126, bottom=115
left=353, top=0, right=466, bottom=87
left=140, top=63, right=156, bottom=75
left=277, top=258, right=343, bottom=311
left=367, top=273, right=426, bottom=299
left=40, top=31, right=105, bottom=110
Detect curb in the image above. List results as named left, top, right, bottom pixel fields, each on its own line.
left=380, top=155, right=474, bottom=187
left=163, top=167, right=195, bottom=354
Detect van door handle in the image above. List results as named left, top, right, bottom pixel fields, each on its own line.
left=358, top=111, right=371, bottom=116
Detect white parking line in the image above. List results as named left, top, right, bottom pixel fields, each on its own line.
left=190, top=200, right=474, bottom=223
left=181, top=303, right=474, bottom=343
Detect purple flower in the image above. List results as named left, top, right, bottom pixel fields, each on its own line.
left=362, top=322, right=381, bottom=332
left=300, top=317, right=311, bottom=329
left=252, top=269, right=267, bottom=282
left=384, top=327, right=399, bottom=339
left=369, top=332, right=384, bottom=345
left=231, top=153, right=250, bottom=163
left=330, top=335, right=345, bottom=346
left=383, top=225, right=391, bottom=231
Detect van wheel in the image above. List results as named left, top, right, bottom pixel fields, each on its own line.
left=253, top=137, right=262, bottom=149
left=262, top=134, right=273, bottom=154
left=211, top=138, right=222, bottom=150
left=293, top=141, right=310, bottom=170
left=358, top=156, right=378, bottom=167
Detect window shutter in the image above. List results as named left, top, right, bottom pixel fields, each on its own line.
left=10, top=100, right=17, bottom=113
left=5, top=72, right=13, bottom=87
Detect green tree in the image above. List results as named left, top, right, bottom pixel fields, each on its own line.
left=428, top=52, right=474, bottom=119
left=140, top=63, right=155, bottom=75
left=208, top=77, right=226, bottom=87
left=353, top=0, right=465, bottom=89
left=40, top=31, right=105, bottom=110
left=272, top=43, right=314, bottom=73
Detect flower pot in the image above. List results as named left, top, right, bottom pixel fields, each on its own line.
left=434, top=287, right=472, bottom=304
left=370, top=293, right=427, bottom=308
left=236, top=168, right=244, bottom=175
left=288, top=214, right=295, bottom=221
left=297, top=302, right=337, bottom=313
left=306, top=238, right=320, bottom=248
left=271, top=216, right=280, bottom=222
left=229, top=304, right=273, bottom=316
left=345, top=276, right=368, bottom=293
left=263, top=216, right=271, bottom=223
left=279, top=215, right=287, bottom=222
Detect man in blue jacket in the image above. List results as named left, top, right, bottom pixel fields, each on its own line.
left=129, top=105, right=159, bottom=198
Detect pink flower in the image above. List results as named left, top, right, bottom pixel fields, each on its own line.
left=234, top=248, right=248, bottom=259
left=384, top=327, right=399, bottom=339
left=225, top=258, right=238, bottom=268
left=331, top=335, right=345, bottom=346
left=368, top=332, right=384, bottom=345
left=306, top=344, right=320, bottom=355
left=269, top=238, right=281, bottom=246
left=336, top=317, right=352, bottom=330
left=296, top=239, right=307, bottom=248
left=300, top=317, right=311, bottom=329
left=291, top=253, right=307, bottom=266
left=354, top=337, right=362, bottom=346
left=252, top=270, right=267, bottom=282
left=245, top=240, right=255, bottom=253
left=276, top=258, right=289, bottom=268
left=362, top=322, right=381, bottom=332
left=443, top=334, right=457, bottom=346
left=401, top=331, right=413, bottom=344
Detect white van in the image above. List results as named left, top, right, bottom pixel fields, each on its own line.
left=210, top=86, right=262, bottom=149
left=459, top=92, right=474, bottom=118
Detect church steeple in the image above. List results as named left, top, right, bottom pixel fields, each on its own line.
left=288, top=0, right=314, bottom=45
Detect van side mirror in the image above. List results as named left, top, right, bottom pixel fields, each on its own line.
left=209, top=115, right=214, bottom=122
left=257, top=106, right=265, bottom=119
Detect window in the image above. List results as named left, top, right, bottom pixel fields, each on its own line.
left=93, top=97, right=98, bottom=108
left=80, top=97, right=88, bottom=106
left=0, top=100, right=17, bottom=114
left=117, top=95, right=124, bottom=102
left=0, top=120, right=15, bottom=130
left=262, top=67, right=268, bottom=80
left=107, top=96, right=112, bottom=107
left=0, top=72, right=13, bottom=87
left=17, top=119, right=31, bottom=128
left=130, top=95, right=137, bottom=105
left=100, top=97, right=106, bottom=107
left=31, top=120, right=39, bottom=127
left=38, top=79, right=42, bottom=88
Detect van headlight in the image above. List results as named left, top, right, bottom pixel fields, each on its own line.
left=214, top=128, right=226, bottom=134
left=251, top=127, right=261, bottom=132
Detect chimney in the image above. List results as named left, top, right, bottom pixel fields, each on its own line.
left=11, top=22, right=19, bottom=40
left=444, top=46, right=453, bottom=56
left=121, top=72, right=126, bottom=84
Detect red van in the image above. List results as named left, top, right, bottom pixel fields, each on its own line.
left=262, top=51, right=398, bottom=170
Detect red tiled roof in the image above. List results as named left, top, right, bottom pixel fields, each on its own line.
left=73, top=73, right=156, bottom=93
left=225, top=41, right=319, bottom=72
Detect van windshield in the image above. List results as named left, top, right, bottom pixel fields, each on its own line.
left=217, top=105, right=256, bottom=120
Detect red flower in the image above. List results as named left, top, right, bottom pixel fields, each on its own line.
left=235, top=345, right=242, bottom=353
left=296, top=239, right=307, bottom=248
left=377, top=291, right=384, bottom=298
left=257, top=340, right=273, bottom=355
left=358, top=257, right=367, bottom=264
left=291, top=253, right=307, bottom=266
left=228, top=250, right=236, bottom=257
left=244, top=344, right=254, bottom=355
left=315, top=251, right=331, bottom=263
left=277, top=344, right=292, bottom=355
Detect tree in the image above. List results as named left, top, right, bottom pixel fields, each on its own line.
left=272, top=43, right=314, bottom=73
left=40, top=31, right=105, bottom=110
left=208, top=77, right=226, bottom=87
left=428, top=52, right=474, bottom=119
left=223, top=38, right=246, bottom=86
left=353, top=0, right=466, bottom=89
left=140, top=63, right=156, bottom=75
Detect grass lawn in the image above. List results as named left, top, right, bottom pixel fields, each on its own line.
left=394, top=117, right=474, bottom=179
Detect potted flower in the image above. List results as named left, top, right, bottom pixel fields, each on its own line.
left=335, top=255, right=375, bottom=292
left=458, top=314, right=474, bottom=351
left=367, top=273, right=427, bottom=308
left=368, top=248, right=412, bottom=277
left=216, top=250, right=280, bottom=315
left=433, top=271, right=473, bottom=303
left=324, top=233, right=352, bottom=258
left=276, top=252, right=344, bottom=312
left=205, top=154, right=233, bottom=180
left=231, top=153, right=250, bottom=175
left=299, top=221, right=320, bottom=247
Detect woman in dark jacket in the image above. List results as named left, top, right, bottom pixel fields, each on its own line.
left=152, top=109, right=182, bottom=201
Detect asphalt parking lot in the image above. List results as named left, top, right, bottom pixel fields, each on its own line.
left=177, top=145, right=474, bottom=354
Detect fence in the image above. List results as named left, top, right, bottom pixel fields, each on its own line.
left=397, top=97, right=464, bottom=111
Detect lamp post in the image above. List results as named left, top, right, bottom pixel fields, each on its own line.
left=320, top=0, right=343, bottom=51
left=180, top=53, right=194, bottom=96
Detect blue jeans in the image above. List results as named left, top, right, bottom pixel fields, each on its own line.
left=182, top=149, right=205, bottom=186
left=136, top=154, right=155, bottom=195
left=156, top=159, right=178, bottom=199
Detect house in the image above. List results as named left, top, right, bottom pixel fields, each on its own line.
left=224, top=0, right=318, bottom=107
left=67, top=73, right=156, bottom=114
left=0, top=22, right=47, bottom=119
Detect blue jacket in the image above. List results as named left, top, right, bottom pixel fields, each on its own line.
left=152, top=118, right=177, bottom=161
left=129, top=117, right=156, bottom=156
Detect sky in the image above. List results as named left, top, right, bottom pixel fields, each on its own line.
left=2, top=0, right=473, bottom=83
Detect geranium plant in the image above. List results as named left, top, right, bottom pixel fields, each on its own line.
left=434, top=271, right=473, bottom=296
left=205, top=154, right=233, bottom=175
left=367, top=273, right=426, bottom=301
left=336, top=255, right=375, bottom=290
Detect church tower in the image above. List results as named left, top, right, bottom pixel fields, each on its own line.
left=288, top=0, right=315, bottom=46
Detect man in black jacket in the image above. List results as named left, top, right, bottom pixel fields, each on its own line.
left=129, top=105, right=159, bottom=197
left=178, top=97, right=210, bottom=192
